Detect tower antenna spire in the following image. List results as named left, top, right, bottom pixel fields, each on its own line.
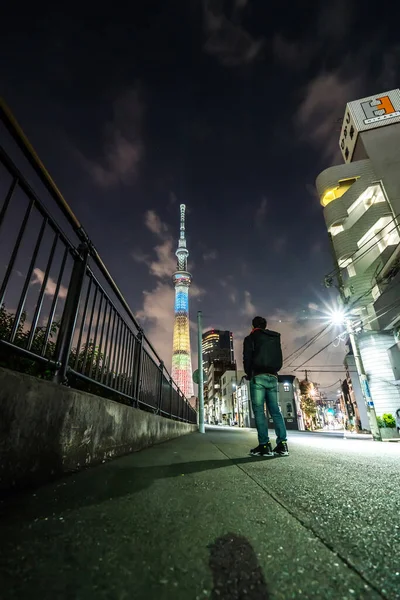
left=171, top=203, right=193, bottom=398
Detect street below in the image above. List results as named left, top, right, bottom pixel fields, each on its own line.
left=1, top=427, right=399, bottom=600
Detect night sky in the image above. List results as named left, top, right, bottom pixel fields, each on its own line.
left=2, top=0, right=399, bottom=394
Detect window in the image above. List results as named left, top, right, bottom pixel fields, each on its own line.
left=357, top=216, right=399, bottom=254
left=372, top=285, right=381, bottom=301
left=348, top=184, right=385, bottom=215
left=330, top=224, right=344, bottom=236
left=286, top=402, right=293, bottom=415
left=339, top=257, right=356, bottom=277
left=378, top=229, right=400, bottom=253
left=320, top=177, right=358, bottom=207
left=283, top=383, right=290, bottom=392
left=347, top=263, right=356, bottom=277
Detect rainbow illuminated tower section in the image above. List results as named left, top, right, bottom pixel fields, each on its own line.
left=171, top=204, right=194, bottom=398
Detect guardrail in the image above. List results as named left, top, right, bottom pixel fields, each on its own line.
left=0, top=100, right=196, bottom=425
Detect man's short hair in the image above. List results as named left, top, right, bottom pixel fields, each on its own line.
left=252, top=316, right=267, bottom=330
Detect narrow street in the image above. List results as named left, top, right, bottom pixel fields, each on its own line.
left=1, top=428, right=399, bottom=599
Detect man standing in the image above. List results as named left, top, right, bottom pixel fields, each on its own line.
left=243, top=316, right=289, bottom=457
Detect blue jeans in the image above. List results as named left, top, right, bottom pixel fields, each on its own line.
left=250, top=374, right=287, bottom=445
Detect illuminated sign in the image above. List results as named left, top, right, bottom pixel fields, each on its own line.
left=339, top=89, right=400, bottom=163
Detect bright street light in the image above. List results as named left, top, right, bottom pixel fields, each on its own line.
left=329, top=308, right=346, bottom=326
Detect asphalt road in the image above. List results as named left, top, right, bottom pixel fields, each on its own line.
left=1, top=427, right=399, bottom=600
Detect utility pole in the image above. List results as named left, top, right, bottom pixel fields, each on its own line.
left=197, top=311, right=205, bottom=434
left=345, top=319, right=381, bottom=441
left=327, top=234, right=382, bottom=441
left=235, top=359, right=240, bottom=426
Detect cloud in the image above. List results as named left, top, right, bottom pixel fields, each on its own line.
left=145, top=210, right=168, bottom=237
left=308, top=303, right=319, bottom=311
left=203, top=250, right=218, bottom=261
left=272, top=34, right=316, bottom=70
left=169, top=191, right=178, bottom=205
left=78, top=86, right=144, bottom=187
left=378, top=45, right=400, bottom=90
left=136, top=282, right=175, bottom=369
left=132, top=249, right=150, bottom=265
left=273, top=236, right=287, bottom=254
left=274, top=1, right=352, bottom=71
left=31, top=268, right=68, bottom=299
left=203, top=0, right=263, bottom=67
left=317, top=0, right=353, bottom=41
left=242, top=290, right=256, bottom=318
left=255, top=197, right=267, bottom=224
left=296, top=71, right=362, bottom=162
left=149, top=239, right=177, bottom=278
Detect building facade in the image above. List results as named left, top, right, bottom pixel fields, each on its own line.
left=235, top=374, right=304, bottom=431
left=171, top=204, right=194, bottom=398
left=316, top=89, right=400, bottom=419
left=202, top=330, right=234, bottom=373
left=204, top=359, right=236, bottom=424
left=220, top=369, right=246, bottom=424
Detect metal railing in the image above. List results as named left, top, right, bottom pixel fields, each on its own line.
left=0, top=99, right=196, bottom=425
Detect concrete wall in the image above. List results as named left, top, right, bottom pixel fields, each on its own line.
left=360, top=123, right=400, bottom=218
left=0, top=367, right=196, bottom=494
left=358, top=332, right=400, bottom=417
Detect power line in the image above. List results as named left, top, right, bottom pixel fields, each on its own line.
left=283, top=272, right=400, bottom=372
left=282, top=324, right=331, bottom=368
left=294, top=337, right=346, bottom=370
left=293, top=295, right=400, bottom=370
left=319, top=379, right=342, bottom=390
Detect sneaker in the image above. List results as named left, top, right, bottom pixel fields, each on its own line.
left=273, top=441, right=289, bottom=456
left=249, top=443, right=273, bottom=457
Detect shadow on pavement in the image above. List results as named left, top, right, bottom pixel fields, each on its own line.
left=1, top=455, right=274, bottom=521
left=209, top=533, right=270, bottom=599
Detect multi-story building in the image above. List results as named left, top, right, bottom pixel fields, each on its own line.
left=204, top=359, right=235, bottom=424
left=236, top=374, right=304, bottom=431
left=220, top=369, right=246, bottom=424
left=202, top=330, right=234, bottom=373
left=316, top=89, right=400, bottom=419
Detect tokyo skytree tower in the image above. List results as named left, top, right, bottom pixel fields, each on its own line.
left=171, top=204, right=194, bottom=398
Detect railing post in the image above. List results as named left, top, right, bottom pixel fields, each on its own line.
left=180, top=390, right=184, bottom=421
left=169, top=379, right=173, bottom=419
left=157, top=361, right=164, bottom=414
left=132, top=330, right=143, bottom=407
left=53, top=243, right=89, bottom=385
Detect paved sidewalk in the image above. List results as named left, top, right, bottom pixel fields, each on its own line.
left=1, top=427, right=399, bottom=599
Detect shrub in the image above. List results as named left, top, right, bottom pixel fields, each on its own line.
left=382, top=413, right=396, bottom=428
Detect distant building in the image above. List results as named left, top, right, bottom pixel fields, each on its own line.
left=205, top=359, right=236, bottom=424
left=236, top=374, right=304, bottom=431
left=275, top=376, right=303, bottom=431
left=202, top=330, right=234, bottom=373
left=220, top=369, right=246, bottom=424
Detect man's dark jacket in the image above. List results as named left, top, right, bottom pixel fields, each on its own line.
left=243, top=328, right=283, bottom=379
